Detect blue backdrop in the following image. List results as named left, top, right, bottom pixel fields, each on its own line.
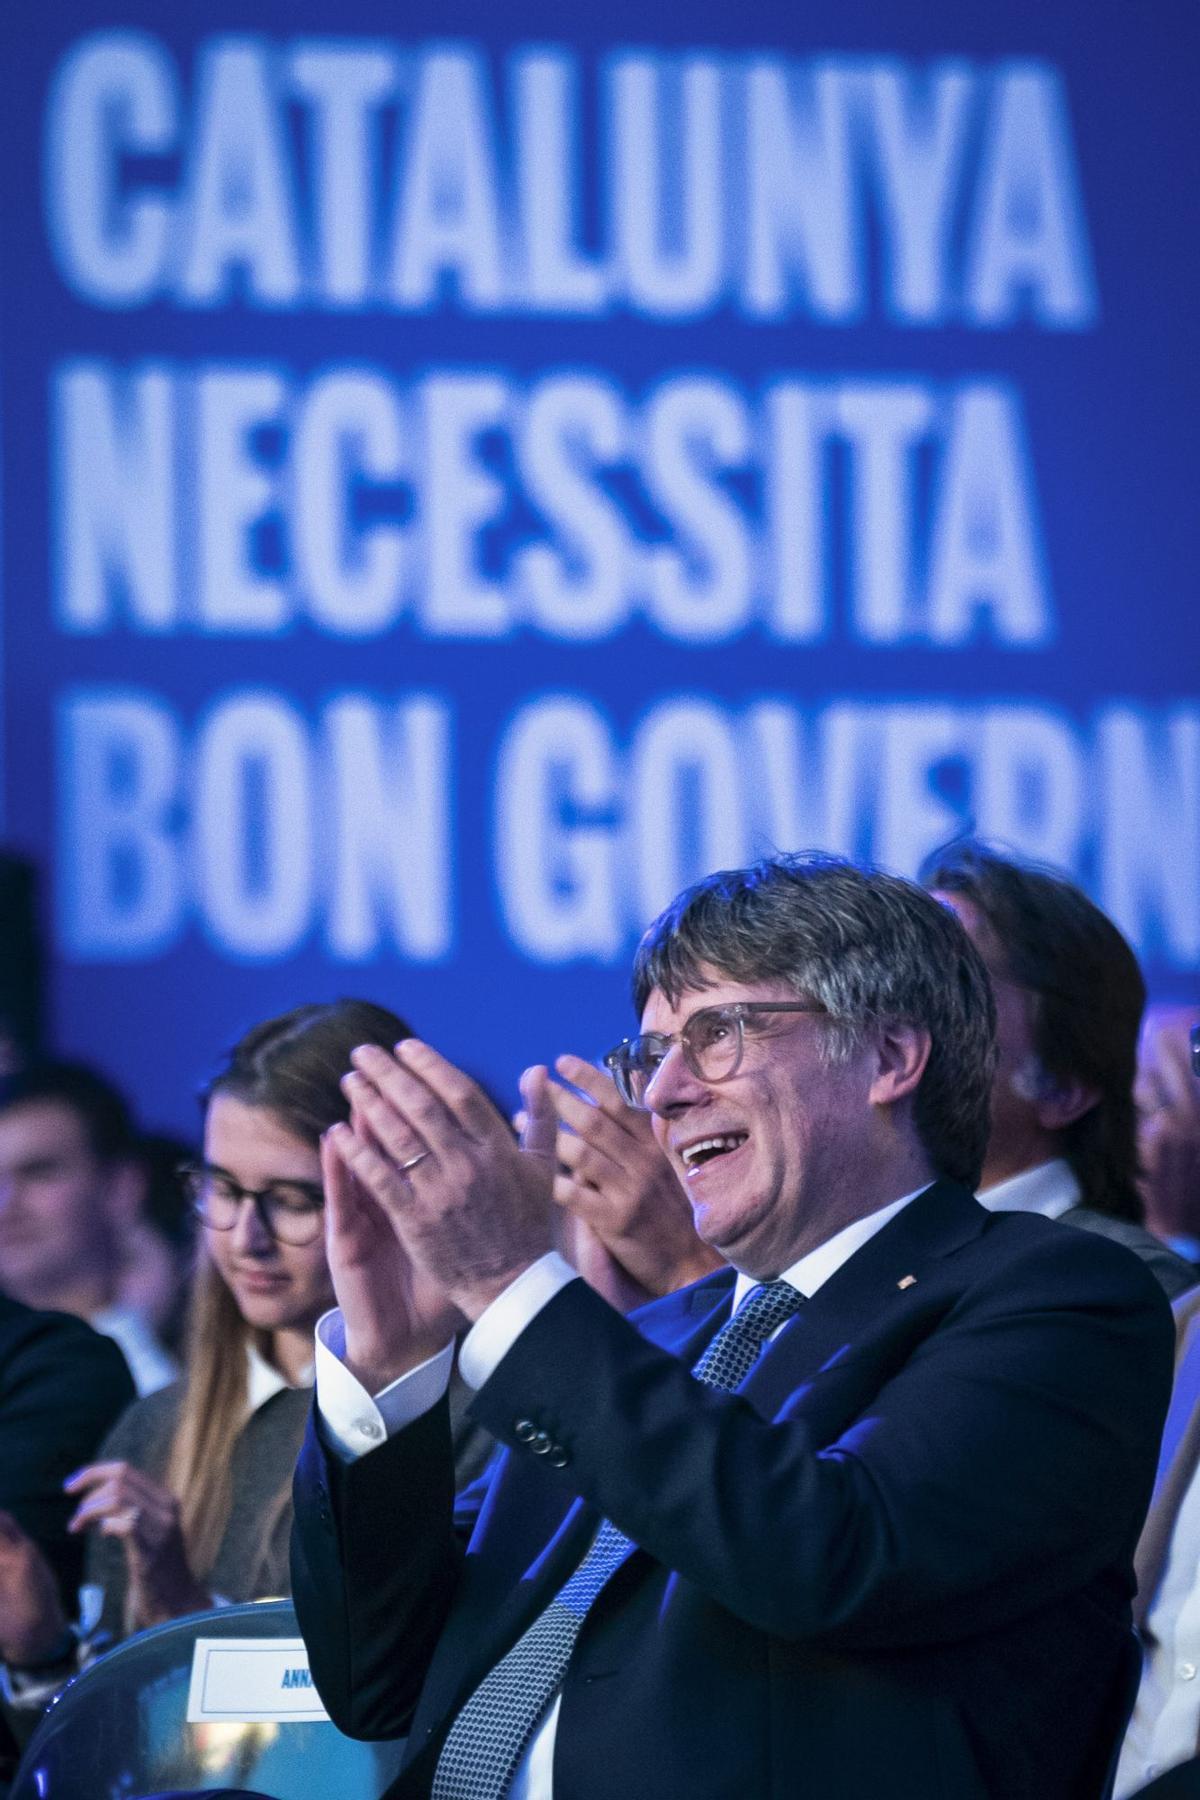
left=1, top=0, right=1197, bottom=1132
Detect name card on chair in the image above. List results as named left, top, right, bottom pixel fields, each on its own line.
left=186, top=1637, right=332, bottom=1724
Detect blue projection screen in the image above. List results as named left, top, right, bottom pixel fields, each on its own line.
left=1, top=0, right=1196, bottom=1129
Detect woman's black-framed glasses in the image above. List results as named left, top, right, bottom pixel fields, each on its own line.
left=177, top=1161, right=326, bottom=1247
left=603, top=1001, right=827, bottom=1110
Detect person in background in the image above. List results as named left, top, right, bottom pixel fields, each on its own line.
left=78, top=1000, right=429, bottom=1645
left=0, top=1296, right=133, bottom=1768
left=0, top=1000, right=467, bottom=1721
left=1115, top=1024, right=1200, bottom=1797
left=1138, top=1007, right=1200, bottom=1260
left=921, top=840, right=1196, bottom=1299
left=116, top=1133, right=198, bottom=1362
left=1119, top=1281, right=1200, bottom=1796
left=0, top=1062, right=178, bottom=1394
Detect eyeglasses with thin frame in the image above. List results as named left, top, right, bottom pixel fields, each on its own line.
left=603, top=1001, right=827, bottom=1110
left=177, top=1161, right=326, bottom=1247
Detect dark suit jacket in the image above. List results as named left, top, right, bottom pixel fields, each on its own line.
left=0, top=1295, right=135, bottom=1772
left=0, top=1294, right=135, bottom=1606
left=291, top=1182, right=1174, bottom=1800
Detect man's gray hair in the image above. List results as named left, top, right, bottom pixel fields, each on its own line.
left=631, top=852, right=997, bottom=1190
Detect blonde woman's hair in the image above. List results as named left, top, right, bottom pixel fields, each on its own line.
left=165, top=999, right=412, bottom=1581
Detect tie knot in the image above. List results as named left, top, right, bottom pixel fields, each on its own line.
left=689, top=1278, right=805, bottom=1391
left=735, top=1279, right=806, bottom=1344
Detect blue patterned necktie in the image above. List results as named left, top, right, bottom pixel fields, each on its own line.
left=431, top=1279, right=806, bottom=1800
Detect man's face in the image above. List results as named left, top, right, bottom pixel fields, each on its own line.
left=0, top=1099, right=113, bottom=1297
left=641, top=970, right=881, bottom=1278
left=932, top=892, right=1050, bottom=1186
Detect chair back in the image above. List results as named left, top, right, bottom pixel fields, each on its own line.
left=10, top=1600, right=406, bottom=1800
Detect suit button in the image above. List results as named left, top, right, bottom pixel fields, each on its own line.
left=531, top=1431, right=552, bottom=1454
left=514, top=1419, right=536, bottom=1442
left=549, top=1447, right=569, bottom=1468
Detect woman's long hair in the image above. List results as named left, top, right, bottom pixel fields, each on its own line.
left=165, top=999, right=412, bottom=1581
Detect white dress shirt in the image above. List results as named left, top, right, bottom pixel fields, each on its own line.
left=245, top=1338, right=313, bottom=1405
left=976, top=1157, right=1080, bottom=1221
left=1116, top=1469, right=1200, bottom=1795
left=987, top=1154, right=1200, bottom=1795
left=315, top=1185, right=925, bottom=1798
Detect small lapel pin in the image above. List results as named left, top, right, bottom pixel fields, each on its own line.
left=897, top=1275, right=917, bottom=1290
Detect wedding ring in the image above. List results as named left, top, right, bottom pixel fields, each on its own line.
left=399, top=1150, right=431, bottom=1173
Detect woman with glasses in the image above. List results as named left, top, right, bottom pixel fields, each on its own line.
left=65, top=999, right=412, bottom=1644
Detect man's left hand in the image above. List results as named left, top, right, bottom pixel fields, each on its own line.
left=544, top=1055, right=725, bottom=1301
left=344, top=1041, right=556, bottom=1320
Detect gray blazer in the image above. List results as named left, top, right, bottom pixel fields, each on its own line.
left=1065, top=1206, right=1197, bottom=1301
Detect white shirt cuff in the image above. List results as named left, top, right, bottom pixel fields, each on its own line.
left=314, top=1308, right=455, bottom=1462
left=458, top=1253, right=579, bottom=1390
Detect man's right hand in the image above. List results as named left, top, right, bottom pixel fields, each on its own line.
left=322, top=1119, right=464, bottom=1393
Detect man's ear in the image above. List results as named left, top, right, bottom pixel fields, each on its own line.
left=868, top=1023, right=932, bottom=1108
left=1032, top=1076, right=1100, bottom=1132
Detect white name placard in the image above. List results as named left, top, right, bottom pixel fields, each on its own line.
left=186, top=1636, right=331, bottom=1724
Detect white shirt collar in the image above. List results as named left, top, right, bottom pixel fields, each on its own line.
left=732, top=1184, right=928, bottom=1310
left=246, top=1339, right=313, bottom=1411
left=90, top=1305, right=178, bottom=1398
left=977, top=1158, right=1079, bottom=1220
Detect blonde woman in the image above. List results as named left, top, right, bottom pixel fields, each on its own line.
left=68, top=999, right=415, bottom=1640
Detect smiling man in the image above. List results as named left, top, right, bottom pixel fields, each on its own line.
left=291, top=853, right=1174, bottom=1800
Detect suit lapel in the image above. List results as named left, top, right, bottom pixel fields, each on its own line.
left=641, top=1267, right=740, bottom=1367
left=741, top=1182, right=986, bottom=1416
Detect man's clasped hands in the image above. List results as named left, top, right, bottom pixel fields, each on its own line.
left=324, top=1040, right=722, bottom=1395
